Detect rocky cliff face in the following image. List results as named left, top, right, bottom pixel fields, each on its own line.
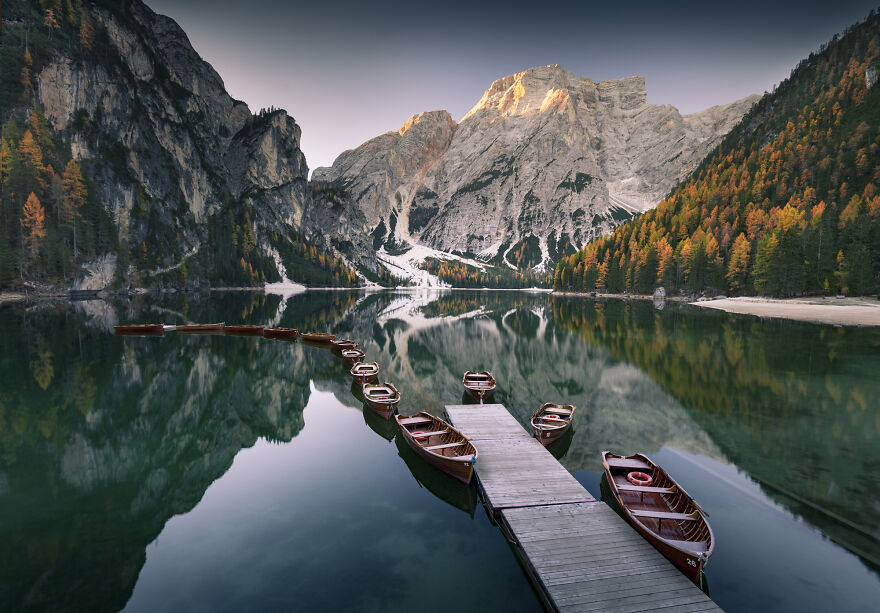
left=315, top=65, right=758, bottom=269
left=32, top=0, right=373, bottom=287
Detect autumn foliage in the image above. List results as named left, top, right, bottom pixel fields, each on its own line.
left=555, top=12, right=880, bottom=297
left=21, top=192, right=46, bottom=255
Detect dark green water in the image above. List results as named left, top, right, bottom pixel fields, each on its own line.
left=1, top=290, right=879, bottom=612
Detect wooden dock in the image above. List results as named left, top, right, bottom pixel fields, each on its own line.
left=445, top=404, right=721, bottom=613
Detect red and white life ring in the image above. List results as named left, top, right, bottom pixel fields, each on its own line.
left=627, top=471, right=653, bottom=487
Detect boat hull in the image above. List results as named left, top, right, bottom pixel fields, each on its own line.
left=533, top=425, right=569, bottom=446
left=342, top=349, right=366, bottom=364
left=351, top=372, right=378, bottom=384
left=363, top=383, right=399, bottom=415
left=365, top=402, right=395, bottom=420
left=401, top=431, right=475, bottom=484
left=331, top=339, right=358, bottom=353
left=602, top=452, right=713, bottom=586
left=301, top=333, right=336, bottom=343
left=462, top=371, right=495, bottom=403
left=465, top=387, right=493, bottom=402
left=350, top=363, right=379, bottom=385
left=263, top=328, right=298, bottom=340
left=396, top=412, right=477, bottom=485
left=626, top=516, right=705, bottom=584
left=530, top=404, right=576, bottom=447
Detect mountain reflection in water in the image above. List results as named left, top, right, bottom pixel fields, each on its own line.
left=0, top=289, right=878, bottom=612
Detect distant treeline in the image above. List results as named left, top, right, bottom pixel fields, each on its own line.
left=420, top=257, right=549, bottom=289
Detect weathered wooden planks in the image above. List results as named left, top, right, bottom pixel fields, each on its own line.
left=444, top=404, right=532, bottom=440
left=444, top=403, right=722, bottom=612
left=501, top=504, right=720, bottom=611
left=446, top=404, right=593, bottom=509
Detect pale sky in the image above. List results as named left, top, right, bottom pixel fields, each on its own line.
left=146, top=0, right=879, bottom=172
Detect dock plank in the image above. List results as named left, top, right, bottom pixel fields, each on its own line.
left=444, top=404, right=721, bottom=612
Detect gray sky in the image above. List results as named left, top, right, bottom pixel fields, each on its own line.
left=146, top=0, right=879, bottom=172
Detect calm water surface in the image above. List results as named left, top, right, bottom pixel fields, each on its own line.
left=1, top=290, right=878, bottom=612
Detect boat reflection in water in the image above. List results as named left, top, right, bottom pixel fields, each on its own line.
left=362, top=402, right=397, bottom=441
left=544, top=426, right=574, bottom=461
left=394, top=434, right=478, bottom=517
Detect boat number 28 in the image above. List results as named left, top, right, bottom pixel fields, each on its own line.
left=687, top=559, right=697, bottom=568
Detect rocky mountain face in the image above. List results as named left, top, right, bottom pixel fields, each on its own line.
left=315, top=65, right=758, bottom=270
left=22, top=0, right=375, bottom=288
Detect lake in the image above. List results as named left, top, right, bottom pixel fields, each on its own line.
left=1, top=290, right=879, bottom=612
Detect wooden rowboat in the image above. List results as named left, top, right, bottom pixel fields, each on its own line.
left=300, top=332, right=336, bottom=343
left=331, top=338, right=358, bottom=352
left=601, top=451, right=714, bottom=584
left=362, top=382, right=400, bottom=418
left=224, top=325, right=265, bottom=336
left=350, top=362, right=379, bottom=384
left=463, top=371, right=495, bottom=403
left=531, top=403, right=576, bottom=446
left=177, top=323, right=224, bottom=334
left=113, top=324, right=164, bottom=336
left=395, top=412, right=477, bottom=484
left=341, top=348, right=366, bottom=364
left=263, top=327, right=298, bottom=340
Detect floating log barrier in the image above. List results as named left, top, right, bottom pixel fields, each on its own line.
left=113, top=324, right=164, bottom=336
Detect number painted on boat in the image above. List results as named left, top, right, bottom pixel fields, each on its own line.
left=687, top=558, right=697, bottom=567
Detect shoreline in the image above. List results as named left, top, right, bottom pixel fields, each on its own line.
left=0, top=284, right=554, bottom=304
left=689, top=296, right=880, bottom=327
left=550, top=290, right=880, bottom=326
left=5, top=286, right=879, bottom=326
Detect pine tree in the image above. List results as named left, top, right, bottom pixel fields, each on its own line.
left=0, top=234, right=15, bottom=287
left=62, top=160, right=87, bottom=261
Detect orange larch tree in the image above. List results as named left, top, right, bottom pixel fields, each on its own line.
left=21, top=192, right=47, bottom=258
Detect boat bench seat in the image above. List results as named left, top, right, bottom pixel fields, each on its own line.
left=545, top=408, right=572, bottom=415
left=605, top=458, right=652, bottom=470
left=412, top=429, right=449, bottom=438
left=616, top=484, right=676, bottom=494
left=663, top=539, right=709, bottom=553
left=424, top=441, right=467, bottom=451
left=399, top=417, right=432, bottom=425
left=631, top=510, right=698, bottom=522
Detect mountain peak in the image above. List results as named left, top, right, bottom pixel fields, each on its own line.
left=463, top=65, right=647, bottom=120
left=398, top=110, right=456, bottom=136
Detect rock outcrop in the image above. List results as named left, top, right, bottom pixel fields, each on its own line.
left=315, top=65, right=759, bottom=269
left=33, top=0, right=373, bottom=287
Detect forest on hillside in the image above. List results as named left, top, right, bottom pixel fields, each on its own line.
left=554, top=11, right=880, bottom=297
left=0, top=0, right=360, bottom=290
